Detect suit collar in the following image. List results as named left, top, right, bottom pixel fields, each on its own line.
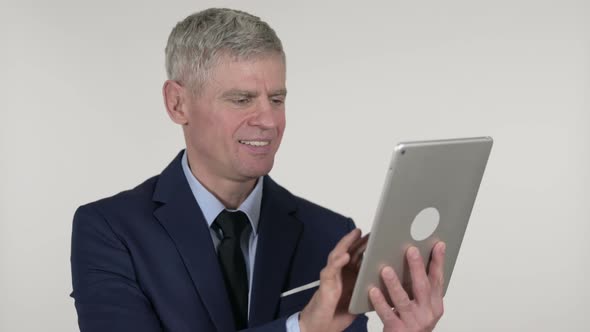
left=152, top=151, right=303, bottom=330
left=153, top=151, right=235, bottom=332
left=248, top=176, right=303, bottom=327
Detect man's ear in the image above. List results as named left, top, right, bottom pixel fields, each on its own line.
left=162, top=80, right=189, bottom=125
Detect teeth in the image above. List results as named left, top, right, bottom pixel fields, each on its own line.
left=239, top=140, right=269, bottom=147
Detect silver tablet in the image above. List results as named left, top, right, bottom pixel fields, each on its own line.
left=348, top=137, right=493, bottom=314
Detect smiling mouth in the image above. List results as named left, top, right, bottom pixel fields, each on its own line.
left=239, top=140, right=270, bottom=147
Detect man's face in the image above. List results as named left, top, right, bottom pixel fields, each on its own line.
left=183, top=53, right=286, bottom=183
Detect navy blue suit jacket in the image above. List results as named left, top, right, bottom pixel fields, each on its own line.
left=70, top=151, right=368, bottom=331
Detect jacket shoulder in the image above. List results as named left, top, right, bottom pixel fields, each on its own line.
left=79, top=175, right=159, bottom=211
left=269, top=179, right=355, bottom=233
left=73, top=174, right=161, bottom=239
left=294, top=195, right=353, bottom=226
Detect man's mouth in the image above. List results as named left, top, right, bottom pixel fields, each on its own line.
left=238, top=140, right=270, bottom=147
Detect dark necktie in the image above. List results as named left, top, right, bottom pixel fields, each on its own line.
left=212, top=210, right=250, bottom=330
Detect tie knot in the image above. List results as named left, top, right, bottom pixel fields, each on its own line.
left=213, top=210, right=250, bottom=240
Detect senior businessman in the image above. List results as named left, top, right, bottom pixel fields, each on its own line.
left=70, top=8, right=446, bottom=332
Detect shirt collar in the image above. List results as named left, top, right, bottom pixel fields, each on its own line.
left=181, top=150, right=262, bottom=233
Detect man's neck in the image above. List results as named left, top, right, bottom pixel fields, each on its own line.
left=185, top=152, right=257, bottom=209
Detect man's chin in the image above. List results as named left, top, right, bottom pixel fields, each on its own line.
left=238, top=162, right=274, bottom=180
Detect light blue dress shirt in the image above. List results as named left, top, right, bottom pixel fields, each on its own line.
left=181, top=151, right=301, bottom=331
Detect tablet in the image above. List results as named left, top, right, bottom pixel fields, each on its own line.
left=348, top=137, right=493, bottom=314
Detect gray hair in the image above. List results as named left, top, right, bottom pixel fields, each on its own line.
left=165, top=8, right=285, bottom=93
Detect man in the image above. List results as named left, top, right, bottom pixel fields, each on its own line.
left=70, top=8, right=446, bottom=332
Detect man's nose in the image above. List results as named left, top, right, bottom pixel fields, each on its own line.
left=250, top=99, right=277, bottom=128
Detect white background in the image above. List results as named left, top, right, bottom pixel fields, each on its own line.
left=1, top=0, right=589, bottom=331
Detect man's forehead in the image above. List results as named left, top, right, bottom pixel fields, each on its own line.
left=206, top=54, right=286, bottom=92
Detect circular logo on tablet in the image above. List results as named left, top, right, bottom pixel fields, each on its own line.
left=410, top=207, right=440, bottom=241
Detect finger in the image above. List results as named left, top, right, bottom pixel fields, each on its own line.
left=321, top=252, right=350, bottom=284
left=428, top=242, right=446, bottom=296
left=348, top=233, right=369, bottom=255
left=349, top=234, right=369, bottom=267
left=369, top=287, right=402, bottom=328
left=351, top=242, right=368, bottom=269
left=325, top=231, right=359, bottom=276
left=428, top=242, right=446, bottom=316
left=318, top=252, right=350, bottom=308
left=328, top=229, right=361, bottom=265
left=407, top=246, right=431, bottom=305
left=381, top=266, right=413, bottom=318
left=318, top=230, right=360, bottom=301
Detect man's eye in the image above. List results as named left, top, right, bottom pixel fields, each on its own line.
left=233, top=98, right=251, bottom=105
left=271, top=98, right=284, bottom=105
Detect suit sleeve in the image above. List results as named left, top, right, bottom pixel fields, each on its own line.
left=249, top=217, right=369, bottom=332
left=244, top=314, right=368, bottom=332
left=70, top=205, right=163, bottom=332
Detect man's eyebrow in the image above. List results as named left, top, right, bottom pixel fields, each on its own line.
left=221, top=89, right=287, bottom=98
left=221, top=89, right=257, bottom=98
left=269, top=89, right=287, bottom=97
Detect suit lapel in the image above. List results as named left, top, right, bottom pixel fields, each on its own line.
left=152, top=152, right=235, bottom=332
left=248, top=176, right=303, bottom=327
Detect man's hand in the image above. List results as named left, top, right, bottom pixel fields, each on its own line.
left=369, top=242, right=446, bottom=332
left=299, top=228, right=368, bottom=332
